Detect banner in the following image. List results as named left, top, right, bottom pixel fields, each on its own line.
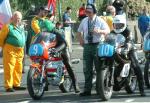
left=48, top=0, right=56, bottom=15
left=0, top=0, right=12, bottom=29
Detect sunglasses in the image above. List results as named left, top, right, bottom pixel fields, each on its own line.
left=85, top=10, right=93, bottom=14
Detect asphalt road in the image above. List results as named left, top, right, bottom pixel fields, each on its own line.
left=0, top=44, right=150, bottom=103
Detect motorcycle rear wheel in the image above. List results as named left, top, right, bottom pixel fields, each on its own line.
left=27, top=67, right=45, bottom=100
left=125, top=67, right=137, bottom=93
left=97, top=68, right=113, bottom=101
left=59, top=74, right=72, bottom=93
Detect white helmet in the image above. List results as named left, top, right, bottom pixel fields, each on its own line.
left=113, top=15, right=126, bottom=33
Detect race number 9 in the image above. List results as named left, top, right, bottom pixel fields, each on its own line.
left=33, top=45, right=38, bottom=55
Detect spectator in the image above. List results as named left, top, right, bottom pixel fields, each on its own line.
left=0, top=11, right=26, bottom=92
left=77, top=4, right=110, bottom=96
left=101, top=5, right=116, bottom=31
left=31, top=6, right=55, bottom=36
left=78, top=3, right=87, bottom=21
left=55, top=21, right=65, bottom=39
left=138, top=6, right=150, bottom=37
left=62, top=7, right=75, bottom=27
left=62, top=7, right=75, bottom=39
left=26, top=6, right=55, bottom=54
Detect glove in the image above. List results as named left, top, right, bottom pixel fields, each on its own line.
left=49, top=48, right=56, bottom=56
left=116, top=48, right=128, bottom=55
left=116, top=48, right=122, bottom=54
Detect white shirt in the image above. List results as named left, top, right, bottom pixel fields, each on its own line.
left=78, top=15, right=110, bottom=44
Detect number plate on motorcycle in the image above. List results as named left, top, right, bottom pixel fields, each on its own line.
left=120, top=63, right=130, bottom=77
left=29, top=44, right=44, bottom=56
left=98, top=43, right=114, bottom=57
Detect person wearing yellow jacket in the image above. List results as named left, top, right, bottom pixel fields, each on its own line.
left=25, top=6, right=55, bottom=52
left=31, top=6, right=55, bottom=36
left=100, top=5, right=116, bottom=31
left=0, top=11, right=26, bottom=92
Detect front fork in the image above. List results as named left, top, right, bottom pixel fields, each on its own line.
left=40, top=61, right=46, bottom=84
left=109, top=64, right=115, bottom=86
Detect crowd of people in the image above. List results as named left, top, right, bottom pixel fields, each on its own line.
left=0, top=0, right=150, bottom=99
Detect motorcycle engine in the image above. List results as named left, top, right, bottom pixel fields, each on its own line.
left=46, top=60, right=64, bottom=86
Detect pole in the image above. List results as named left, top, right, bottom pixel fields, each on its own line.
left=58, top=0, right=62, bottom=21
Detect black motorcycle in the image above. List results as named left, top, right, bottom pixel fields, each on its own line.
left=144, top=31, right=150, bottom=88
left=96, top=34, right=137, bottom=101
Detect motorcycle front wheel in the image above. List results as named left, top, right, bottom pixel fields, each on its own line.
left=97, top=68, right=113, bottom=101
left=27, top=67, right=45, bottom=100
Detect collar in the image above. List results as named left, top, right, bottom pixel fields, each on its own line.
left=36, top=16, right=46, bottom=20
left=88, top=14, right=97, bottom=21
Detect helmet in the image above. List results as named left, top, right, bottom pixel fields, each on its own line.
left=113, top=15, right=126, bottom=33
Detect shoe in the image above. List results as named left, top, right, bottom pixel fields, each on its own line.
left=13, top=86, right=26, bottom=90
left=74, top=86, right=80, bottom=93
left=140, top=91, right=146, bottom=97
left=79, top=91, right=91, bottom=96
left=44, top=86, right=48, bottom=91
left=6, top=88, right=15, bottom=92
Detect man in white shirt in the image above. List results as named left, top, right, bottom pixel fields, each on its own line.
left=77, top=4, right=110, bottom=96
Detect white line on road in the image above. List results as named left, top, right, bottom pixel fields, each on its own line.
left=73, top=47, right=83, bottom=50
left=18, top=101, right=30, bottom=103
left=125, top=99, right=135, bottom=102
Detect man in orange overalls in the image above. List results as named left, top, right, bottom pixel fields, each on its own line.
left=0, top=11, right=26, bottom=92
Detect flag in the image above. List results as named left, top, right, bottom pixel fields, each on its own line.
left=0, top=0, right=12, bottom=29
left=48, top=0, right=56, bottom=15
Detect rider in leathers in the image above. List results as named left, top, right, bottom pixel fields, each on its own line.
left=50, top=29, right=80, bottom=93
left=111, top=15, right=146, bottom=96
left=31, top=6, right=80, bottom=93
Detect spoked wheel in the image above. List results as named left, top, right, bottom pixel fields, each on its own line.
left=92, top=69, right=97, bottom=85
left=97, top=68, right=113, bottom=101
left=144, top=59, right=150, bottom=88
left=27, top=67, right=46, bottom=100
left=125, top=67, right=137, bottom=93
left=59, top=74, right=72, bottom=93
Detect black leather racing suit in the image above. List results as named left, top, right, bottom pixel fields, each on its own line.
left=111, top=27, right=145, bottom=94
left=51, top=29, right=79, bottom=92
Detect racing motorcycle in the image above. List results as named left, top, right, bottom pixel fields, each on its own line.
left=96, top=34, right=137, bottom=101
left=144, top=30, right=150, bottom=88
left=27, top=32, right=72, bottom=100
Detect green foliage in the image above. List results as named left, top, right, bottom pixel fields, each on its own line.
left=9, top=0, right=106, bottom=20
left=10, top=0, right=47, bottom=17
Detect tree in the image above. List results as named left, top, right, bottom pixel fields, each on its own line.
left=10, top=0, right=47, bottom=18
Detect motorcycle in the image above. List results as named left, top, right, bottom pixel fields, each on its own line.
left=144, top=31, right=150, bottom=88
left=96, top=34, right=137, bottom=101
left=27, top=32, right=72, bottom=100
